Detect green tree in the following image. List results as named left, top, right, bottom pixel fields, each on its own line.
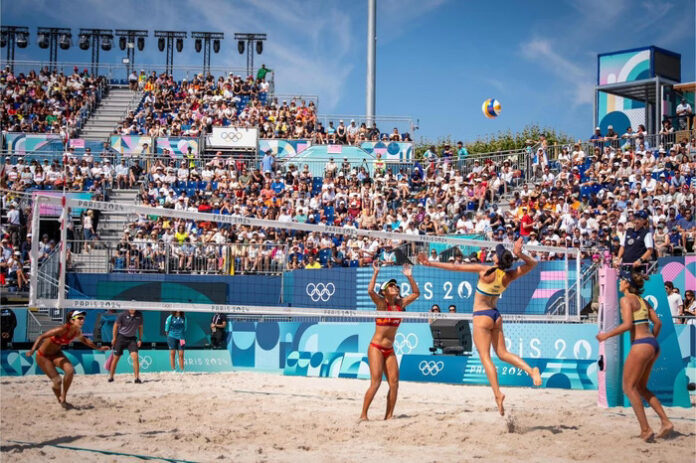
left=415, top=124, right=574, bottom=159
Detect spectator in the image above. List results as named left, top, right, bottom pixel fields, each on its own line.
left=683, top=290, right=696, bottom=324
left=1, top=308, right=17, bottom=349
left=304, top=254, right=321, bottom=269
left=448, top=304, right=457, bottom=313
left=210, top=312, right=227, bottom=349
left=665, top=282, right=684, bottom=324
left=675, top=98, right=693, bottom=130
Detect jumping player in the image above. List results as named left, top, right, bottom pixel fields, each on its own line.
left=26, top=310, right=109, bottom=407
left=596, top=271, right=674, bottom=441
left=418, top=238, right=542, bottom=415
left=360, top=261, right=420, bottom=420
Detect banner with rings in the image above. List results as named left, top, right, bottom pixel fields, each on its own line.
left=206, top=127, right=258, bottom=149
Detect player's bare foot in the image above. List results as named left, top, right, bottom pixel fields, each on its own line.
left=640, top=429, right=655, bottom=442
left=384, top=414, right=393, bottom=420
left=359, top=415, right=368, bottom=422
left=531, top=367, right=542, bottom=386
left=495, top=393, right=505, bottom=416
left=657, top=422, right=674, bottom=438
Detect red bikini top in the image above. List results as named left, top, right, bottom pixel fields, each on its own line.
left=376, top=304, right=404, bottom=327
left=50, top=325, right=78, bottom=346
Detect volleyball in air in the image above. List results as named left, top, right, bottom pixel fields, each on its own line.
left=482, top=98, right=502, bottom=119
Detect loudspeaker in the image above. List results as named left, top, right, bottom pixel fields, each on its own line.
left=429, top=319, right=472, bottom=355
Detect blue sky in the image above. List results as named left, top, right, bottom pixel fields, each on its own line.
left=3, top=0, right=695, bottom=142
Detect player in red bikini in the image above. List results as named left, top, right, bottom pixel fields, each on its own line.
left=360, top=261, right=420, bottom=420
left=26, top=310, right=109, bottom=408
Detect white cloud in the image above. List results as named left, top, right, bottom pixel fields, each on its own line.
left=180, top=0, right=356, bottom=110
left=520, top=39, right=594, bottom=106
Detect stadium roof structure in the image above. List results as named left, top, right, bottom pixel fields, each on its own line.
left=594, top=46, right=682, bottom=134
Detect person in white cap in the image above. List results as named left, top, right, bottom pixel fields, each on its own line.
left=26, top=310, right=108, bottom=408
left=347, top=119, right=359, bottom=145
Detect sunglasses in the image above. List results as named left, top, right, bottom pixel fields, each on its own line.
left=73, top=316, right=85, bottom=321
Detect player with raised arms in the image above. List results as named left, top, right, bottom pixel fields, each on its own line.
left=26, top=310, right=109, bottom=408
left=360, top=261, right=420, bottom=421
left=596, top=271, right=674, bottom=441
left=418, top=238, right=542, bottom=415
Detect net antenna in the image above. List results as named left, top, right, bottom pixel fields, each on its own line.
left=30, top=194, right=585, bottom=323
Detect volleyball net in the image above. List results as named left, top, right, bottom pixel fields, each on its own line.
left=29, top=194, right=588, bottom=322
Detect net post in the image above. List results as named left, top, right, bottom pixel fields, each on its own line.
left=57, top=195, right=68, bottom=311
left=564, top=253, right=569, bottom=322
left=575, top=249, right=582, bottom=321
left=28, top=195, right=41, bottom=307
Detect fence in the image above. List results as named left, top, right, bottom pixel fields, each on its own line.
left=541, top=129, right=696, bottom=169
left=69, top=239, right=289, bottom=275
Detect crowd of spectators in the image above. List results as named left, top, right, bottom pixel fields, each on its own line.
left=119, top=70, right=409, bottom=143
left=87, top=128, right=694, bottom=277
left=1, top=66, right=107, bottom=138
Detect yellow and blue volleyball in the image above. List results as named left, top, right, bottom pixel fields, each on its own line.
left=482, top=98, right=502, bottom=119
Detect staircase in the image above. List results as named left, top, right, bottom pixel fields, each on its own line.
left=79, top=85, right=143, bottom=140
left=69, top=189, right=140, bottom=273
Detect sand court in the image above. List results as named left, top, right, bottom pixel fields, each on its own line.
left=2, top=371, right=694, bottom=462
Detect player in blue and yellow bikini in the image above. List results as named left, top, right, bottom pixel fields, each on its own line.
left=597, top=271, right=674, bottom=441
left=419, top=238, right=541, bottom=415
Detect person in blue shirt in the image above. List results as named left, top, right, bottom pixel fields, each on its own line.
left=271, top=176, right=285, bottom=194
left=261, top=150, right=275, bottom=173
left=100, top=309, right=118, bottom=344
left=164, top=311, right=187, bottom=372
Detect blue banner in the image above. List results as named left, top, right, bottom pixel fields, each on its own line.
left=399, top=355, right=596, bottom=389
left=1, top=349, right=233, bottom=376
left=289, top=268, right=357, bottom=309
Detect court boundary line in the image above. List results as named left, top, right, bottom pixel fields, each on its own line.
left=6, top=440, right=198, bottom=462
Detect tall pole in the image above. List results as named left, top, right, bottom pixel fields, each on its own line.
left=366, top=0, right=376, bottom=125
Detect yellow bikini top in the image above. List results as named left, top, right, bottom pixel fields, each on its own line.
left=632, top=297, right=650, bottom=324
left=476, top=268, right=507, bottom=297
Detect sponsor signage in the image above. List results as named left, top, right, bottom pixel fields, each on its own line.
left=207, top=127, right=258, bottom=148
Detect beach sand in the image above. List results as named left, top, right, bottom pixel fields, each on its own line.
left=1, top=371, right=694, bottom=462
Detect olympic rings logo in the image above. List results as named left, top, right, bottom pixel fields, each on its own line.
left=393, top=333, right=418, bottom=354
left=305, top=283, right=336, bottom=302
left=127, top=354, right=152, bottom=370
left=419, top=360, right=444, bottom=376
left=219, top=131, right=244, bottom=142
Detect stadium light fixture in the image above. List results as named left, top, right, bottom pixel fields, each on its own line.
left=37, top=27, right=72, bottom=70
left=58, top=33, right=71, bottom=50
left=115, top=30, right=148, bottom=76
left=79, top=33, right=90, bottom=50
left=154, top=30, right=187, bottom=75
left=16, top=32, right=28, bottom=48
left=1, top=26, right=30, bottom=70
left=78, top=29, right=114, bottom=74
left=234, top=33, right=267, bottom=77
left=192, top=31, right=224, bottom=75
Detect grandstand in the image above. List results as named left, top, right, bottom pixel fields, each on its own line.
left=0, top=17, right=694, bottom=462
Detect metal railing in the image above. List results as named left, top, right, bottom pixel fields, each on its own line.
left=541, top=129, right=695, bottom=168
left=68, top=239, right=289, bottom=275
left=315, top=114, right=416, bottom=138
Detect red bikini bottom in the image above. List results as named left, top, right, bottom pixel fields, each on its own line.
left=369, top=342, right=394, bottom=359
